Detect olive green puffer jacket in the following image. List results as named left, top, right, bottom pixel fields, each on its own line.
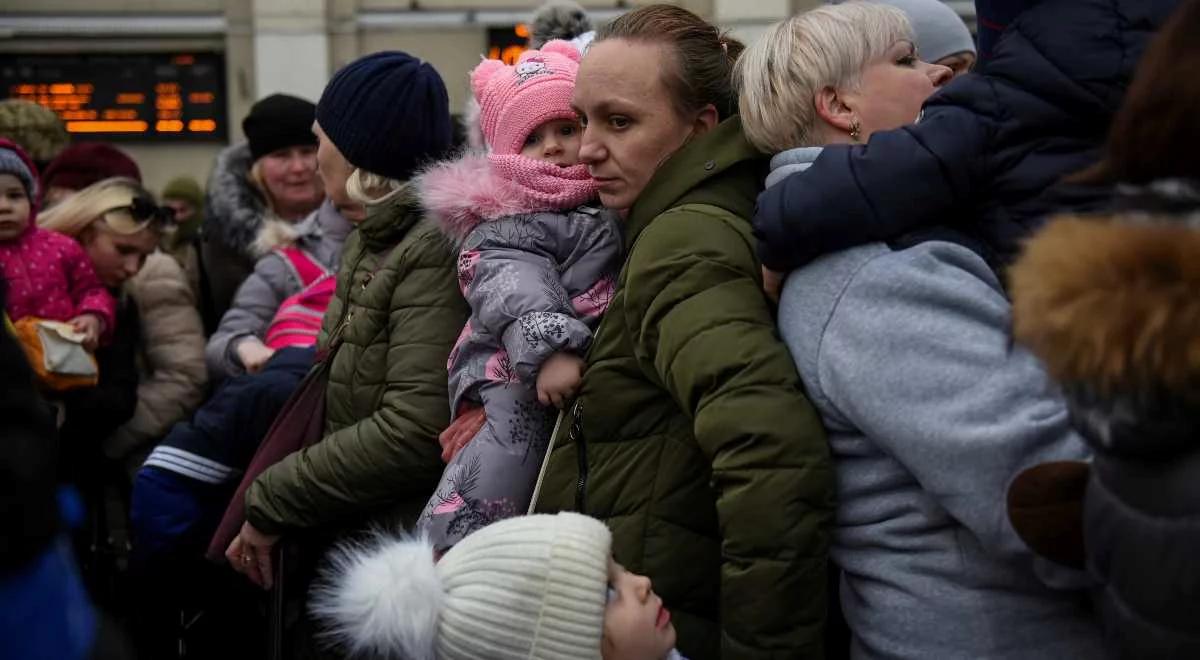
left=533, top=117, right=834, bottom=659
left=245, top=188, right=468, bottom=535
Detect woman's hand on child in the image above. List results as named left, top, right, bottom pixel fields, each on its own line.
left=440, top=405, right=487, bottom=462
left=537, top=352, right=586, bottom=409
left=236, top=339, right=277, bottom=374
left=69, top=314, right=103, bottom=351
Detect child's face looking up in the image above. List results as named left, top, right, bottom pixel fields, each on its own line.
left=520, top=118, right=582, bottom=167
left=602, top=558, right=676, bottom=660
left=0, top=174, right=31, bottom=241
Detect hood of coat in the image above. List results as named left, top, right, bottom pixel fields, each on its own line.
left=765, top=147, right=824, bottom=190
left=978, top=0, right=1174, bottom=128
left=1009, top=195, right=1200, bottom=454
left=251, top=198, right=353, bottom=257
left=624, top=115, right=766, bottom=251
left=417, top=151, right=551, bottom=246
left=204, top=142, right=268, bottom=260
left=356, top=182, right=425, bottom=249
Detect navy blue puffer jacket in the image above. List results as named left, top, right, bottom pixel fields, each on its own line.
left=754, top=0, right=1177, bottom=273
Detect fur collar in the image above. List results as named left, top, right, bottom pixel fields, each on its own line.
left=417, top=151, right=552, bottom=246
left=204, top=142, right=268, bottom=259
left=250, top=199, right=351, bottom=257
left=1010, top=213, right=1200, bottom=399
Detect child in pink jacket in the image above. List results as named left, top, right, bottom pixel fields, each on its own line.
left=0, top=140, right=115, bottom=349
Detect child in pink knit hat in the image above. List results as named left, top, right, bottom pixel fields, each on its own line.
left=415, top=40, right=621, bottom=552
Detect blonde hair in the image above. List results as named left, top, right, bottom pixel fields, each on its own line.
left=38, top=177, right=158, bottom=238
left=345, top=168, right=406, bottom=205
left=735, top=2, right=914, bottom=153
left=248, top=160, right=280, bottom=215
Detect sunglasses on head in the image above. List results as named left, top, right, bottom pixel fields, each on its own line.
left=100, top=196, right=177, bottom=234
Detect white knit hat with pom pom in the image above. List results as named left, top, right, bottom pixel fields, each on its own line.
left=310, top=512, right=612, bottom=660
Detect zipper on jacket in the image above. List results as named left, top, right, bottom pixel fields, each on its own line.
left=570, top=400, right=588, bottom=511
left=328, top=249, right=367, bottom=348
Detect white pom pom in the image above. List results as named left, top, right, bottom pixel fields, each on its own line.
left=540, top=38, right=582, bottom=63
left=309, top=531, right=444, bottom=660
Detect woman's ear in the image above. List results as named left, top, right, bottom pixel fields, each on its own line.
left=691, top=104, right=720, bottom=136
left=814, top=86, right=856, bottom=136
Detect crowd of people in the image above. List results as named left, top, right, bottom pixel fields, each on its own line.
left=1, top=0, right=1197, bottom=658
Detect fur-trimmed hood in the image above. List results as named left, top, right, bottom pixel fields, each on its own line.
left=417, top=151, right=584, bottom=246
left=204, top=142, right=268, bottom=259
left=250, top=198, right=353, bottom=259
left=1010, top=209, right=1200, bottom=452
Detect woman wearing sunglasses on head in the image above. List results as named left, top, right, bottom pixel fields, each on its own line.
left=40, top=177, right=207, bottom=482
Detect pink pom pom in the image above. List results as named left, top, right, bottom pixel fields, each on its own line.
left=539, top=39, right=582, bottom=63
left=470, top=58, right=509, bottom=102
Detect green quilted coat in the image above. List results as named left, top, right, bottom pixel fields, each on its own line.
left=533, top=117, right=834, bottom=659
left=245, top=189, right=468, bottom=535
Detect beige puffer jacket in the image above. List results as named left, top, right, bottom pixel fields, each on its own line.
left=105, top=252, right=208, bottom=473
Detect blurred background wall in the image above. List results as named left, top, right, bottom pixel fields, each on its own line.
left=1, top=0, right=972, bottom=194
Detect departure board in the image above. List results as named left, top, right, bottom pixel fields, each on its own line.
left=0, top=52, right=227, bottom=142
left=487, top=25, right=530, bottom=65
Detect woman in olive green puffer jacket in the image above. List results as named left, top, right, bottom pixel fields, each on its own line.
left=242, top=184, right=467, bottom=538
left=532, top=114, right=835, bottom=660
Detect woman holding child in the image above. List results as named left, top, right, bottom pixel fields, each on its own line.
left=529, top=6, right=835, bottom=659
left=39, top=177, right=207, bottom=478
left=737, top=0, right=1168, bottom=657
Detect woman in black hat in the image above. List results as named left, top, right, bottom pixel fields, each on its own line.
left=200, top=94, right=325, bottom=334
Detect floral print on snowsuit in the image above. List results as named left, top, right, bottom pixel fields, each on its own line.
left=416, top=152, right=621, bottom=550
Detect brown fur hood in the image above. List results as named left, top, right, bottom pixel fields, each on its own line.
left=1010, top=213, right=1200, bottom=400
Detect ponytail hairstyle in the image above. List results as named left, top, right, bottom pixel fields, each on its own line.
left=596, top=4, right=745, bottom=120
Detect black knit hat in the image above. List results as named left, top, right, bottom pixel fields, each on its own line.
left=242, top=94, right=318, bottom=162
left=316, top=51, right=452, bottom=182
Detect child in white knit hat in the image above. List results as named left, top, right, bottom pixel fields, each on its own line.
left=311, top=512, right=684, bottom=660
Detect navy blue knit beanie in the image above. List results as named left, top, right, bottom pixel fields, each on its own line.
left=316, top=51, right=452, bottom=182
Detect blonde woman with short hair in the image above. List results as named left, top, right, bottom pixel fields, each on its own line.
left=735, top=1, right=1119, bottom=657
left=41, top=177, right=207, bottom=477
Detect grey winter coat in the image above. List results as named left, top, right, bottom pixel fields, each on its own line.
left=201, top=143, right=267, bottom=326
left=205, top=199, right=352, bottom=380
left=773, top=146, right=1102, bottom=660
left=414, top=153, right=621, bottom=549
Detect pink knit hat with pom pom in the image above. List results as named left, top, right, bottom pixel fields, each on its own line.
left=471, top=40, right=582, bottom=155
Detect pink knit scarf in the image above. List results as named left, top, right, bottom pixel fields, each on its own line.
left=487, top=154, right=598, bottom=212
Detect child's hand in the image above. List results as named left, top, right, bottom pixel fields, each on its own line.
left=69, top=314, right=103, bottom=351
left=236, top=339, right=276, bottom=374
left=536, top=352, right=585, bottom=409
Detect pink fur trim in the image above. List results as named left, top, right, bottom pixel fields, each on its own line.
left=417, top=152, right=598, bottom=246
left=418, top=153, right=532, bottom=245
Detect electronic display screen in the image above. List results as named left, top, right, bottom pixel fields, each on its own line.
left=1, top=52, right=227, bottom=142
left=487, top=25, right=530, bottom=65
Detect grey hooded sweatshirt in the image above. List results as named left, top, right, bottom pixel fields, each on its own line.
left=204, top=199, right=353, bottom=379
left=768, top=148, right=1103, bottom=659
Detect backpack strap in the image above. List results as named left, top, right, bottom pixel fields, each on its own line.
left=273, top=247, right=332, bottom=289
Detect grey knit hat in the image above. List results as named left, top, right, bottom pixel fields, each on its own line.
left=0, top=143, right=37, bottom=200
left=877, top=0, right=976, bottom=64
left=529, top=1, right=593, bottom=49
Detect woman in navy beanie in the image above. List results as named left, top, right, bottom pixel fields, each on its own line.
left=314, top=51, right=453, bottom=181
left=221, top=51, right=468, bottom=656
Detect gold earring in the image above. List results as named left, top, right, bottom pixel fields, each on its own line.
left=849, top=121, right=862, bottom=142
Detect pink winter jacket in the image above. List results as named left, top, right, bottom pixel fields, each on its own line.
left=0, top=224, right=117, bottom=340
